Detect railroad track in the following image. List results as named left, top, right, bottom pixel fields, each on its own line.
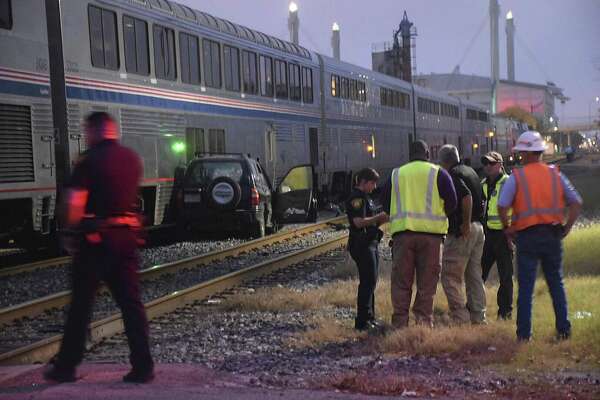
left=0, top=256, right=71, bottom=278
left=0, top=234, right=348, bottom=365
left=0, top=216, right=346, bottom=326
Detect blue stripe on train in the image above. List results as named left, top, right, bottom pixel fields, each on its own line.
left=1, top=78, right=408, bottom=130
left=0, top=79, right=50, bottom=98
left=66, top=86, right=321, bottom=123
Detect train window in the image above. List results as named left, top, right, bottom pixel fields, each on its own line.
left=0, top=0, right=12, bottom=30
left=478, top=111, right=488, bottom=122
left=242, top=50, right=258, bottom=95
left=466, top=109, right=478, bottom=120
left=330, top=74, right=339, bottom=97
left=380, top=87, right=387, bottom=107
left=301, top=67, right=313, bottom=103
left=288, top=63, right=301, bottom=101
left=88, top=5, right=119, bottom=70
left=208, top=129, right=226, bottom=153
left=203, top=39, right=221, bottom=88
left=179, top=32, right=201, bottom=85
left=418, top=98, right=440, bottom=115
left=185, top=127, right=205, bottom=162
left=401, top=92, right=410, bottom=109
left=223, top=45, right=240, bottom=92
left=349, top=80, right=358, bottom=101
left=259, top=55, right=273, bottom=97
left=393, top=91, right=400, bottom=108
left=274, top=59, right=288, bottom=99
left=153, top=25, right=176, bottom=80
left=340, top=77, right=349, bottom=99
left=123, top=15, right=149, bottom=76
left=358, top=81, right=366, bottom=102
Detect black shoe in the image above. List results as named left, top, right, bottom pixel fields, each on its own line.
left=355, top=319, right=376, bottom=331
left=123, top=369, right=154, bottom=383
left=556, top=330, right=571, bottom=341
left=517, top=335, right=531, bottom=343
left=498, top=312, right=512, bottom=321
left=44, top=365, right=76, bottom=383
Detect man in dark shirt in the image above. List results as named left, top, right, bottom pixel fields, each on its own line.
left=345, top=168, right=388, bottom=330
left=380, top=141, right=457, bottom=328
left=438, top=144, right=487, bottom=324
left=44, top=112, right=154, bottom=383
left=480, top=151, right=513, bottom=320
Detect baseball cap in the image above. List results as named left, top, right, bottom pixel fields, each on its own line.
left=481, top=151, right=503, bottom=164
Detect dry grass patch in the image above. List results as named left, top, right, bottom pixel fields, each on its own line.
left=221, top=279, right=357, bottom=312
left=377, top=323, right=516, bottom=362
left=326, top=372, right=449, bottom=397
left=223, top=224, right=600, bottom=371
left=288, top=316, right=360, bottom=348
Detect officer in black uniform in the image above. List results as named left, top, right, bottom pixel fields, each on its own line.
left=44, top=112, right=154, bottom=383
left=345, top=168, right=388, bottom=330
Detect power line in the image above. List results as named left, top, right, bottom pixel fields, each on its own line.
left=453, top=15, right=488, bottom=74
left=513, top=31, right=551, bottom=83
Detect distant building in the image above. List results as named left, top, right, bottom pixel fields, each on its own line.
left=371, top=11, right=417, bottom=83
left=414, top=72, right=566, bottom=127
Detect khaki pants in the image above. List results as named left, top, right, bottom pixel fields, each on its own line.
left=441, top=222, right=486, bottom=324
left=391, top=232, right=443, bottom=328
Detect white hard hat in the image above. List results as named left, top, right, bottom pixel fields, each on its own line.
left=513, top=130, right=547, bottom=152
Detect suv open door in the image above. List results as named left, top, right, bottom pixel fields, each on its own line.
left=273, top=164, right=315, bottom=224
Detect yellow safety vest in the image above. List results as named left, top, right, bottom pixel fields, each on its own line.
left=389, top=161, right=448, bottom=235
left=483, top=173, right=510, bottom=230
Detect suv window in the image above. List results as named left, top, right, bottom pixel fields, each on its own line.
left=187, top=160, right=244, bottom=186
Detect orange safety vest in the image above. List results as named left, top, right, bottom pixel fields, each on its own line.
left=511, top=162, right=565, bottom=231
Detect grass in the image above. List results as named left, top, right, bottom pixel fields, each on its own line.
left=565, top=169, right=600, bottom=214
left=222, top=224, right=600, bottom=373
left=564, top=224, right=600, bottom=275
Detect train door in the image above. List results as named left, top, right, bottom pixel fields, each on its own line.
left=308, top=127, right=319, bottom=196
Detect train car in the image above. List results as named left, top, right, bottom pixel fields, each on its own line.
left=318, top=54, right=412, bottom=199
left=490, top=115, right=525, bottom=164
left=0, top=0, right=56, bottom=247
left=59, top=0, right=322, bottom=227
left=0, top=0, right=491, bottom=245
left=461, top=103, right=492, bottom=167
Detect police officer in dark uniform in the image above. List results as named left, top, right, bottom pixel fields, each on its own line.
left=44, top=112, right=154, bottom=383
left=345, top=168, right=388, bottom=330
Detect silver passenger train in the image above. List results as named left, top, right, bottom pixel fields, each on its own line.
left=0, top=0, right=494, bottom=246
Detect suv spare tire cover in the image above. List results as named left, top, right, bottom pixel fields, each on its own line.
left=207, top=177, right=241, bottom=210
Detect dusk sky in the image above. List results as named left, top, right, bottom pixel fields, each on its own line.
left=178, top=0, right=600, bottom=126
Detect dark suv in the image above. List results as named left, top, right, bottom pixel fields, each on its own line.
left=177, top=153, right=317, bottom=237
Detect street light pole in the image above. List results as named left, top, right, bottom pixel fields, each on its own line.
left=589, top=96, right=600, bottom=128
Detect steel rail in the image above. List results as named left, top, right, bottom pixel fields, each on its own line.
left=0, top=216, right=346, bottom=326
left=0, top=256, right=71, bottom=278
left=0, top=234, right=348, bottom=365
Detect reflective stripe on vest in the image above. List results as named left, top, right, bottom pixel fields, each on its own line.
left=511, top=163, right=565, bottom=231
left=483, top=174, right=510, bottom=230
left=389, top=161, right=448, bottom=235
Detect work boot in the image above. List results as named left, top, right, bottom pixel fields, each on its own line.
left=556, top=330, right=571, bottom=341
left=498, top=312, right=512, bottom=321
left=123, top=369, right=154, bottom=383
left=43, top=364, right=76, bottom=383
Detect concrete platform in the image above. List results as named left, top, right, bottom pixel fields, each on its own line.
left=0, top=363, right=412, bottom=400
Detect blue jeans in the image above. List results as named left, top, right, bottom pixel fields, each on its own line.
left=515, top=225, right=571, bottom=339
